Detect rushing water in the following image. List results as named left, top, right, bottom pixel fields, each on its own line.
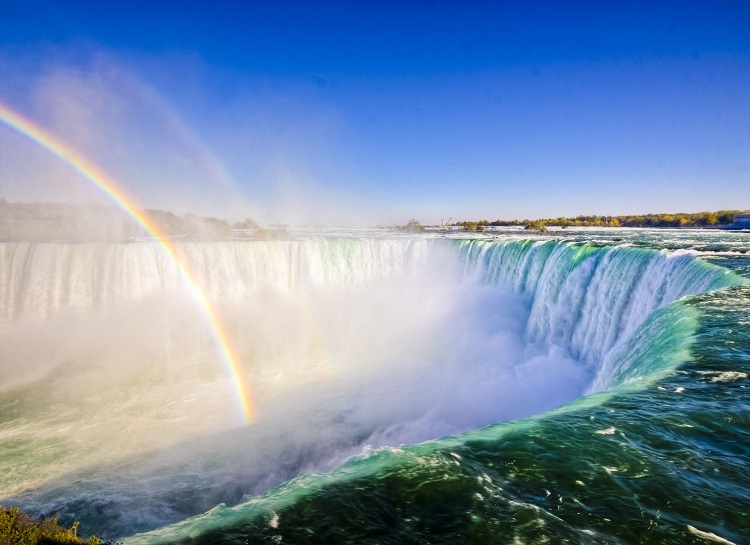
left=0, top=227, right=748, bottom=544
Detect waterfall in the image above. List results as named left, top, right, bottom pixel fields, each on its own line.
left=2, top=239, right=739, bottom=383
left=1, top=237, right=744, bottom=540
left=454, top=239, right=740, bottom=386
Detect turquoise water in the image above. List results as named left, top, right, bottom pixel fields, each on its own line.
left=1, top=228, right=748, bottom=544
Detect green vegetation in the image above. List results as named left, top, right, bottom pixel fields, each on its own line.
left=524, top=220, right=548, bottom=232
left=232, top=217, right=260, bottom=229
left=397, top=219, right=426, bottom=231
left=0, top=199, right=233, bottom=241
left=0, top=199, right=141, bottom=241
left=458, top=221, right=485, bottom=232
left=455, top=210, right=746, bottom=229
left=0, top=507, right=102, bottom=545
left=145, top=209, right=231, bottom=239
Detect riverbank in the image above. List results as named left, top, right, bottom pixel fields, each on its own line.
left=0, top=507, right=103, bottom=545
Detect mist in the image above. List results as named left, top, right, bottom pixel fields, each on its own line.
left=0, top=239, right=595, bottom=536
left=0, top=47, right=393, bottom=227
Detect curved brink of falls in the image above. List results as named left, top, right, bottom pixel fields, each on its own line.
left=0, top=238, right=745, bottom=542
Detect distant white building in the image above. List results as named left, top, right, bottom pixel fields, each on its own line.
left=733, top=213, right=750, bottom=228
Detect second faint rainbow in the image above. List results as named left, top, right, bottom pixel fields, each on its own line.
left=0, top=101, right=256, bottom=424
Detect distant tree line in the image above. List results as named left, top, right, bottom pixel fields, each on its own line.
left=0, top=198, right=141, bottom=240
left=453, top=210, right=746, bottom=229
left=0, top=198, right=269, bottom=241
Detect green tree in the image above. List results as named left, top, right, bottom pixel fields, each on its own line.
left=398, top=219, right=426, bottom=231
left=461, top=221, right=485, bottom=232
left=525, top=220, right=547, bottom=232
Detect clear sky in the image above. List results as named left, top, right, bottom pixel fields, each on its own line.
left=1, top=0, right=748, bottom=225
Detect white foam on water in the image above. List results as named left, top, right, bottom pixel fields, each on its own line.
left=710, top=372, right=747, bottom=383
left=687, top=525, right=737, bottom=545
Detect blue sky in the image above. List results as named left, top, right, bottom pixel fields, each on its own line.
left=1, top=0, right=748, bottom=224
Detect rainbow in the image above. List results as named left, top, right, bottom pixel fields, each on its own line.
left=0, top=101, right=256, bottom=424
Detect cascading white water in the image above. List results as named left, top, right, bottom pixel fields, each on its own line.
left=0, top=239, right=433, bottom=323
left=1, top=238, right=736, bottom=416
left=0, top=237, right=741, bottom=538
left=456, top=239, right=737, bottom=376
